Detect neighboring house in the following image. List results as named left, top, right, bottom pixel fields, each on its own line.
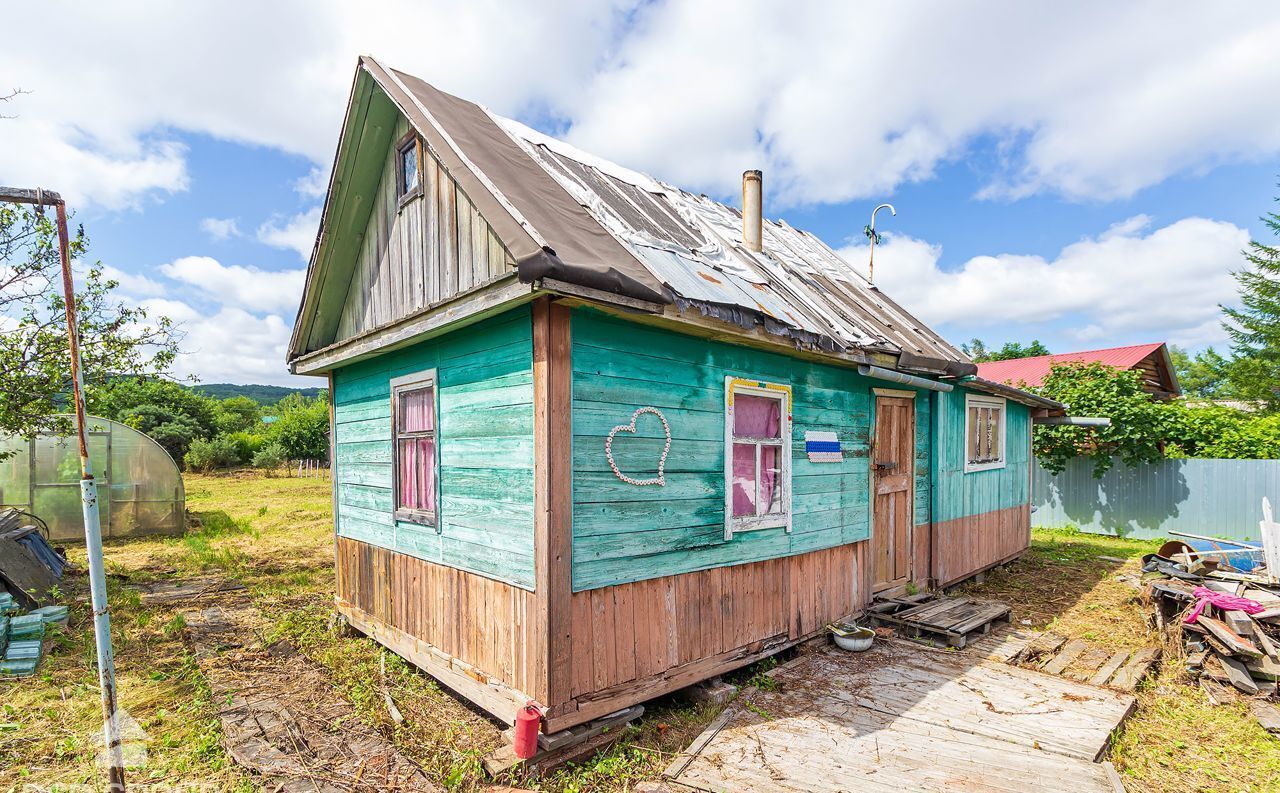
left=975, top=343, right=1181, bottom=399
left=287, top=57, right=1064, bottom=735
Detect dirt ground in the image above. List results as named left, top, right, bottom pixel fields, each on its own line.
left=3, top=472, right=1279, bottom=791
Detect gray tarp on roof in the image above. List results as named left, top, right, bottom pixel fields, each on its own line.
left=375, top=60, right=668, bottom=305
left=486, top=114, right=970, bottom=368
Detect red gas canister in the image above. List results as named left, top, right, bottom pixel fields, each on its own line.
left=513, top=702, right=541, bottom=759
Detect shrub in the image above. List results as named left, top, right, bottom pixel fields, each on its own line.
left=184, top=436, right=242, bottom=472
left=225, top=430, right=266, bottom=462
left=251, top=442, right=287, bottom=474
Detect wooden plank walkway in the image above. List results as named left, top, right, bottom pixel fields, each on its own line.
left=664, top=640, right=1134, bottom=792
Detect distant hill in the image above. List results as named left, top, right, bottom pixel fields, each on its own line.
left=191, top=383, right=327, bottom=404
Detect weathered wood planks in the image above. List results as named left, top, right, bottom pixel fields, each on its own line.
left=931, top=503, right=1031, bottom=588
left=546, top=541, right=868, bottom=730
left=331, top=309, right=537, bottom=588
left=667, top=641, right=1135, bottom=792
left=335, top=116, right=515, bottom=344
left=533, top=299, right=574, bottom=707
left=335, top=536, right=538, bottom=701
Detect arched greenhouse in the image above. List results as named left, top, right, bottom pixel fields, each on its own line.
left=0, top=415, right=186, bottom=542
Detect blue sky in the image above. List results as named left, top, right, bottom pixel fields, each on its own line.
left=3, top=2, right=1279, bottom=385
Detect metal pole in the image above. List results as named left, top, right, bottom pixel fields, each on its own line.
left=49, top=195, right=127, bottom=791
left=864, top=203, right=896, bottom=285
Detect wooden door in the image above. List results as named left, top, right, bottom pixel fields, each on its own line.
left=872, top=395, right=914, bottom=591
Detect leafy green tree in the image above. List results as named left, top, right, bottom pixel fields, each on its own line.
left=88, top=377, right=218, bottom=438
left=212, top=395, right=262, bottom=434
left=267, top=396, right=330, bottom=460
left=962, top=338, right=1050, bottom=363
left=961, top=338, right=989, bottom=361
left=1168, top=346, right=1234, bottom=399
left=1033, top=362, right=1175, bottom=477
left=0, top=204, right=178, bottom=442
left=1222, top=187, right=1280, bottom=412
left=1167, top=406, right=1280, bottom=460
left=116, top=403, right=202, bottom=463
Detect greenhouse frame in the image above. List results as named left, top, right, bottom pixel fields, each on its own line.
left=0, top=415, right=186, bottom=542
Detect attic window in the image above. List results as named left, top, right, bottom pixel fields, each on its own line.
left=397, top=133, right=421, bottom=201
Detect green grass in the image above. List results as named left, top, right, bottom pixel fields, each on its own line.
left=6, top=475, right=1277, bottom=792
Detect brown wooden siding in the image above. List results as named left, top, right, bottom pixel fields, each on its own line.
left=549, top=541, right=870, bottom=729
left=335, top=116, right=516, bottom=343
left=338, top=533, right=870, bottom=732
left=335, top=536, right=538, bottom=698
left=931, top=504, right=1030, bottom=588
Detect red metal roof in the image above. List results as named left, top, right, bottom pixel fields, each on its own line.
left=974, top=343, right=1167, bottom=389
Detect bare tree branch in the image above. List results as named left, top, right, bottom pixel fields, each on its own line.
left=0, top=88, right=30, bottom=119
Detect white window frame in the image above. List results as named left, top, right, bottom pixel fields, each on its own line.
left=390, top=369, right=440, bottom=529
left=964, top=393, right=1007, bottom=473
left=724, top=376, right=792, bottom=539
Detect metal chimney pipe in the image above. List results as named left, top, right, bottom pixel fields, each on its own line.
left=742, top=170, right=763, bottom=252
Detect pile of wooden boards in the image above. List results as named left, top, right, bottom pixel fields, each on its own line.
left=1144, top=553, right=1280, bottom=727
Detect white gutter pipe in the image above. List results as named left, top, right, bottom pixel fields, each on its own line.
left=1033, top=416, right=1111, bottom=427
left=858, top=364, right=953, bottom=393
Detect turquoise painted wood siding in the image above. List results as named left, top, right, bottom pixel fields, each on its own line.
left=933, top=386, right=1031, bottom=523
left=914, top=394, right=932, bottom=527
left=570, top=309, right=932, bottom=591
left=332, top=308, right=535, bottom=588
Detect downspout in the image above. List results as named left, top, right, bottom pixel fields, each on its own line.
left=1033, top=416, right=1111, bottom=427
left=858, top=364, right=954, bottom=393
left=930, top=388, right=944, bottom=590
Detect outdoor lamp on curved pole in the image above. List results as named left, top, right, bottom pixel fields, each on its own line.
left=864, top=203, right=896, bottom=285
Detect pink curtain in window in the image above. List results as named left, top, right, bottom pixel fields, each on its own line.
left=398, top=437, right=436, bottom=512
left=399, top=387, right=434, bottom=433
left=397, top=386, right=436, bottom=513
left=734, top=394, right=781, bottom=438
left=732, top=443, right=755, bottom=517
left=731, top=395, right=783, bottom=518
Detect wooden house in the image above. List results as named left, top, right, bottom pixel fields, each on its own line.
left=287, top=57, right=1065, bottom=736
left=976, top=343, right=1181, bottom=399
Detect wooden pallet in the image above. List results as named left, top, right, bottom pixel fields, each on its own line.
left=869, top=595, right=1011, bottom=648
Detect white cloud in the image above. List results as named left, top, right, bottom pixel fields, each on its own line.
left=159, top=256, right=305, bottom=315
left=4, top=3, right=1280, bottom=209
left=100, top=264, right=167, bottom=298
left=256, top=208, right=322, bottom=261
left=839, top=215, right=1249, bottom=349
left=198, top=217, right=240, bottom=241
left=0, top=1, right=630, bottom=209
left=141, top=299, right=304, bottom=386
left=294, top=166, right=331, bottom=200
left=564, top=2, right=1280, bottom=205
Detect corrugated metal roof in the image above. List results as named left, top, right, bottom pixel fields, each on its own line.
left=974, top=343, right=1167, bottom=389
left=490, top=114, right=969, bottom=366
